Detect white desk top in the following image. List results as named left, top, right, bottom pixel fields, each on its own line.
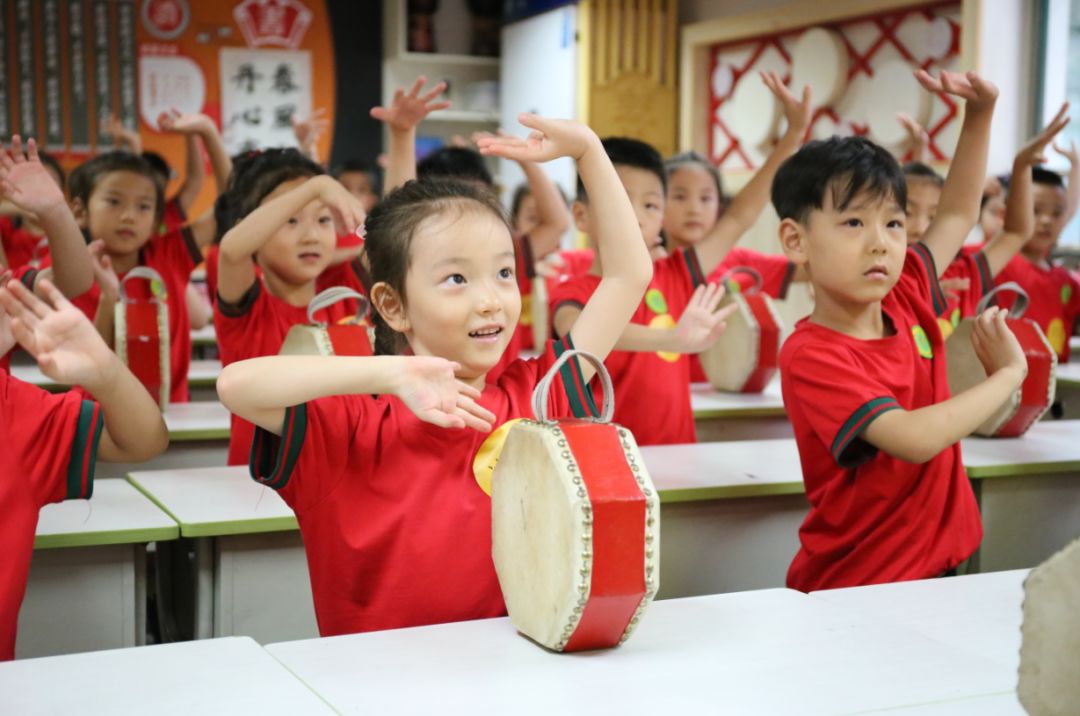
left=35, top=478, right=178, bottom=549
left=810, top=570, right=1028, bottom=673
left=266, top=589, right=1014, bottom=716
left=960, top=420, right=1080, bottom=478
left=1070, top=335, right=1079, bottom=359
left=690, top=379, right=786, bottom=419
left=1057, top=362, right=1080, bottom=387
left=127, top=466, right=295, bottom=538
left=11, top=359, right=222, bottom=391
left=163, top=401, right=230, bottom=441
left=0, top=637, right=335, bottom=715
left=643, top=438, right=804, bottom=501
left=191, top=324, right=216, bottom=346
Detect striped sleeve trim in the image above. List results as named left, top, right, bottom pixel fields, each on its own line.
left=831, top=397, right=901, bottom=466
left=973, top=251, right=994, bottom=295
left=910, top=243, right=947, bottom=315
left=551, top=335, right=600, bottom=419
left=216, top=280, right=261, bottom=318
left=681, top=248, right=706, bottom=288
left=249, top=404, right=308, bottom=490
left=19, top=268, right=39, bottom=290
left=180, top=226, right=203, bottom=267
left=66, top=400, right=102, bottom=500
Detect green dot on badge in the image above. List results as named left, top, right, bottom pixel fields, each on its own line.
left=645, top=289, right=668, bottom=314
left=951, top=308, right=961, bottom=328
left=150, top=278, right=167, bottom=299
left=912, top=325, right=933, bottom=359
left=725, top=279, right=742, bottom=295
left=1062, top=284, right=1073, bottom=306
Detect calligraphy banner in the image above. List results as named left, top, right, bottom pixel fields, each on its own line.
left=92, top=0, right=113, bottom=145
left=219, top=47, right=311, bottom=155
left=43, top=0, right=64, bottom=147
left=117, top=0, right=137, bottom=131
left=67, top=0, right=91, bottom=152
left=14, top=0, right=38, bottom=137
left=0, top=0, right=9, bottom=139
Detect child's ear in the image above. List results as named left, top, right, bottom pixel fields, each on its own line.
left=370, top=282, right=409, bottom=334
left=70, top=198, right=87, bottom=228
left=778, top=218, right=808, bottom=265
left=571, top=200, right=590, bottom=234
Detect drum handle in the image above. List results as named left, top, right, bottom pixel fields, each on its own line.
left=307, top=286, right=370, bottom=326
left=975, top=281, right=1029, bottom=319
left=718, top=265, right=763, bottom=295
left=118, top=266, right=167, bottom=304
left=532, top=349, right=615, bottom=424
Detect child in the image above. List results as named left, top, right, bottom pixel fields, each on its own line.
left=0, top=277, right=168, bottom=660
left=215, top=148, right=368, bottom=465
left=68, top=152, right=216, bottom=402
left=995, top=165, right=1080, bottom=361
left=217, top=114, right=651, bottom=637
left=775, top=71, right=1026, bottom=591
left=334, top=159, right=380, bottom=213
left=0, top=149, right=67, bottom=271
left=550, top=72, right=810, bottom=445
left=0, top=137, right=94, bottom=373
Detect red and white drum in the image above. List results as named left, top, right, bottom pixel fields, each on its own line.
left=278, top=287, right=373, bottom=357
left=491, top=350, right=658, bottom=652
left=115, top=267, right=170, bottom=408
left=946, top=283, right=1057, bottom=437
left=699, top=266, right=784, bottom=393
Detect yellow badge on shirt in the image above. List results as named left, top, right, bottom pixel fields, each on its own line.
left=473, top=418, right=524, bottom=497
left=649, top=313, right=680, bottom=363
left=1047, top=318, right=1066, bottom=356
left=912, top=325, right=933, bottom=359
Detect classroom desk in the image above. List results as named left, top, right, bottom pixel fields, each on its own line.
left=191, top=324, right=216, bottom=347
left=689, top=379, right=792, bottom=442
left=0, top=637, right=336, bottom=715
left=126, top=467, right=316, bottom=644
left=1057, top=362, right=1080, bottom=418
left=95, top=401, right=231, bottom=479
left=10, top=358, right=222, bottom=393
left=265, top=588, right=1015, bottom=716
left=18, top=479, right=178, bottom=659
left=1070, top=335, right=1079, bottom=361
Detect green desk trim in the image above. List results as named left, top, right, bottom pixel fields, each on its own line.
left=126, top=475, right=299, bottom=538
left=34, top=524, right=179, bottom=549
left=965, top=460, right=1080, bottom=479
left=188, top=376, right=218, bottom=389
left=192, top=337, right=218, bottom=348
left=169, top=428, right=231, bottom=442
left=659, top=481, right=805, bottom=503
left=692, top=406, right=788, bottom=419
left=1057, top=377, right=1080, bottom=388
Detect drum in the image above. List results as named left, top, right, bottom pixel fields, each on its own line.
left=699, top=266, right=784, bottom=393
left=278, top=287, right=373, bottom=356
left=945, top=283, right=1057, bottom=437
left=491, top=350, right=658, bottom=652
left=115, top=267, right=170, bottom=409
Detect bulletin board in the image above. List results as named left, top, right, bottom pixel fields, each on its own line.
left=679, top=0, right=984, bottom=177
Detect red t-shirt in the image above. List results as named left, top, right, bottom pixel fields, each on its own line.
left=60, top=228, right=201, bottom=402
left=486, top=234, right=536, bottom=382
left=692, top=247, right=796, bottom=383
left=0, top=217, right=47, bottom=272
left=0, top=372, right=101, bottom=660
left=247, top=336, right=596, bottom=637
left=0, top=267, right=39, bottom=373
left=549, top=248, right=705, bottom=446
left=780, top=244, right=982, bottom=592
left=995, top=255, right=1080, bottom=361
left=937, top=247, right=993, bottom=338
left=158, top=197, right=187, bottom=236
left=543, top=248, right=595, bottom=296
left=216, top=280, right=362, bottom=465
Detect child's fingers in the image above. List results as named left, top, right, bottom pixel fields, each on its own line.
left=424, top=100, right=452, bottom=113
left=9, top=135, right=25, bottom=163
left=714, top=302, right=740, bottom=323
left=36, top=278, right=73, bottom=312
left=0, top=284, right=38, bottom=328
left=8, top=278, right=52, bottom=319
left=419, top=81, right=448, bottom=103
left=457, top=398, right=495, bottom=432
left=406, top=76, right=427, bottom=97
left=455, top=379, right=485, bottom=402
left=26, top=137, right=39, bottom=162
left=419, top=408, right=464, bottom=430
left=913, top=69, right=942, bottom=93
left=8, top=316, right=38, bottom=353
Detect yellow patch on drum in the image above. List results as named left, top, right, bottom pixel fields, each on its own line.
left=937, top=317, right=954, bottom=340
left=1046, top=318, right=1066, bottom=356
left=912, top=325, right=933, bottom=359
left=649, top=314, right=680, bottom=363
left=520, top=294, right=533, bottom=326
left=473, top=418, right=525, bottom=496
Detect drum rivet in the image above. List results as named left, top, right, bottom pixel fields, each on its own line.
left=643, top=488, right=652, bottom=496
left=645, top=550, right=653, bottom=559
left=645, top=535, right=653, bottom=544
left=577, top=488, right=586, bottom=498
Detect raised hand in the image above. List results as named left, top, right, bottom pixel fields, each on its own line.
left=1052, top=137, right=1079, bottom=167
left=0, top=136, right=67, bottom=217
left=157, top=108, right=215, bottom=135
left=971, top=306, right=1027, bottom=379
left=396, top=356, right=497, bottom=432
left=369, top=76, right=450, bottom=132
left=88, top=240, right=120, bottom=302
left=311, top=176, right=367, bottom=235
left=761, top=71, right=812, bottom=140
left=476, top=113, right=598, bottom=163
left=102, top=112, right=143, bottom=152
left=0, top=278, right=120, bottom=390
left=1017, top=103, right=1070, bottom=167
left=291, top=108, right=329, bottom=147
left=0, top=270, right=14, bottom=356
left=671, top=283, right=739, bottom=353
left=896, top=112, right=930, bottom=162
left=939, top=276, right=971, bottom=304
left=914, top=70, right=998, bottom=108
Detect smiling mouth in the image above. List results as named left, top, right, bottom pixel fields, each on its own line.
left=298, top=252, right=322, bottom=261
left=864, top=266, right=888, bottom=278
left=469, top=327, right=503, bottom=339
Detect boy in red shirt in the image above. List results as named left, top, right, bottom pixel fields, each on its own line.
left=0, top=277, right=168, bottom=660
left=775, top=70, right=1028, bottom=591
left=550, top=71, right=810, bottom=445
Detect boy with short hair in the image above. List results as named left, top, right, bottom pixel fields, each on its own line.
left=775, top=71, right=1028, bottom=591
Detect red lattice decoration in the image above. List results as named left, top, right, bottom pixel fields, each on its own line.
left=708, top=2, right=961, bottom=172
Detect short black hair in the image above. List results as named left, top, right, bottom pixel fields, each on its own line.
left=215, top=148, right=325, bottom=242
left=578, top=136, right=665, bottom=201
left=771, top=136, right=907, bottom=223
left=333, top=158, right=381, bottom=194
left=141, top=150, right=173, bottom=183
left=70, top=151, right=166, bottom=221
left=902, top=161, right=943, bottom=188
left=416, top=147, right=493, bottom=186
left=1032, top=166, right=1065, bottom=189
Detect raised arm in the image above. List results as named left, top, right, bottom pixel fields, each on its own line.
left=984, top=103, right=1070, bottom=276
left=0, top=279, right=168, bottom=462
left=695, top=72, right=811, bottom=274
left=217, top=175, right=365, bottom=304
left=103, top=112, right=143, bottom=154
left=916, top=70, right=999, bottom=274
left=479, top=115, right=652, bottom=379
left=0, top=136, right=93, bottom=298
left=158, top=110, right=233, bottom=207
left=1052, top=139, right=1080, bottom=225
left=292, top=109, right=329, bottom=165
left=896, top=112, right=931, bottom=164
left=371, top=77, right=450, bottom=195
